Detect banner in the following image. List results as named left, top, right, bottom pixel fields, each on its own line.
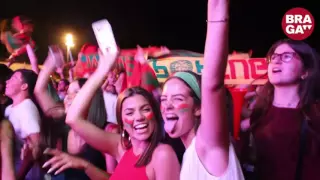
left=149, top=52, right=268, bottom=85
left=0, top=49, right=269, bottom=85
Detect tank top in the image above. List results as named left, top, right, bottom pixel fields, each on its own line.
left=110, top=148, right=148, bottom=180
left=180, top=137, right=244, bottom=180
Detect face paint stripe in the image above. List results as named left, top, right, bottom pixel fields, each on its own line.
left=177, top=103, right=189, bottom=109
left=178, top=108, right=189, bottom=113
left=177, top=103, right=190, bottom=113
left=145, top=112, right=154, bottom=121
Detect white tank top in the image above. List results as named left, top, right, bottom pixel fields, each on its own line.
left=180, top=137, right=244, bottom=180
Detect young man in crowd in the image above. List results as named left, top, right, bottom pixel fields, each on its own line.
left=5, top=69, right=42, bottom=180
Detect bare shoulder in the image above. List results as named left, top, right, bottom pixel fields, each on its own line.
left=153, top=143, right=177, bottom=160
left=150, top=144, right=180, bottom=180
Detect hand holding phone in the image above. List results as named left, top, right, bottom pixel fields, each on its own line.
left=48, top=45, right=64, bottom=68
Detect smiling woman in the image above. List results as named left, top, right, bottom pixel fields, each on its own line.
left=64, top=49, right=180, bottom=180
left=115, top=87, right=163, bottom=167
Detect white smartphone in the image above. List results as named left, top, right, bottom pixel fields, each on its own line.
left=92, top=19, right=117, bottom=54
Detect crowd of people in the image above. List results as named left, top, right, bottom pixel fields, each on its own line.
left=0, top=0, right=320, bottom=180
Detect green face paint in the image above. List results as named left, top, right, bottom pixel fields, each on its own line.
left=176, top=103, right=190, bottom=113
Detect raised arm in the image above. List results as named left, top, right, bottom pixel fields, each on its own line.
left=26, top=44, right=40, bottom=74
left=1, top=120, right=16, bottom=180
left=34, top=53, right=64, bottom=119
left=66, top=50, right=121, bottom=158
left=196, top=0, right=230, bottom=175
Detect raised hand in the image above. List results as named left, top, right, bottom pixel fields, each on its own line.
left=44, top=47, right=64, bottom=71
left=96, top=48, right=119, bottom=76
left=208, top=0, right=229, bottom=20
left=135, top=45, right=148, bottom=64
left=42, top=148, right=89, bottom=175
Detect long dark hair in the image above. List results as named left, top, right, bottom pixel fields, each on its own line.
left=77, top=78, right=107, bottom=129
left=252, top=39, right=320, bottom=126
left=116, top=87, right=164, bottom=167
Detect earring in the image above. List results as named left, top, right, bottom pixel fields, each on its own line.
left=122, top=130, right=131, bottom=142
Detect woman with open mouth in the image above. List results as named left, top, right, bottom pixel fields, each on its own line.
left=240, top=40, right=320, bottom=180
left=59, top=49, right=180, bottom=180
left=160, top=0, right=244, bottom=179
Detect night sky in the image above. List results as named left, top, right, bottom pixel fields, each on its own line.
left=0, top=0, right=319, bottom=63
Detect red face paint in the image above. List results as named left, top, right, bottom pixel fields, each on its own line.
left=176, top=103, right=189, bottom=113
left=145, top=112, right=154, bottom=121
left=124, top=118, right=134, bottom=125
left=160, top=104, right=165, bottom=113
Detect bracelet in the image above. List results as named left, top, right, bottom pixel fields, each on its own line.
left=206, top=18, right=229, bottom=23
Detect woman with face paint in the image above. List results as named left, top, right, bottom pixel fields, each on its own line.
left=65, top=49, right=180, bottom=180
left=240, top=40, right=320, bottom=180
left=161, top=0, right=244, bottom=179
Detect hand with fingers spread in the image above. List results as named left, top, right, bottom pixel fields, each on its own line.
left=42, top=148, right=89, bottom=175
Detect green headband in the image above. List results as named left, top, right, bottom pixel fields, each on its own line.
left=173, top=72, right=201, bottom=100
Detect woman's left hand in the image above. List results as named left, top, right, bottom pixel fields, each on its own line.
left=42, top=148, right=89, bottom=175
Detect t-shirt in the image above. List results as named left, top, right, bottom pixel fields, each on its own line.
left=5, top=98, right=40, bottom=139
left=103, top=92, right=118, bottom=124
left=5, top=98, right=42, bottom=180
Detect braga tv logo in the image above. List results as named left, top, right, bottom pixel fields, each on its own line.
left=282, top=7, right=315, bottom=40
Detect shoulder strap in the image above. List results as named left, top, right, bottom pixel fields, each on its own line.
left=295, top=119, right=308, bottom=180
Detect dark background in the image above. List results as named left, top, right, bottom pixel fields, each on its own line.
left=0, top=0, right=319, bottom=63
